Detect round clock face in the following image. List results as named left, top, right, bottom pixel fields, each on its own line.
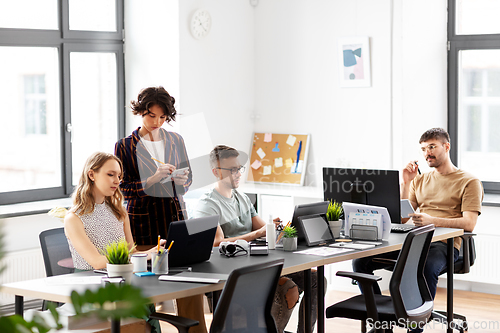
left=191, top=9, right=211, bottom=39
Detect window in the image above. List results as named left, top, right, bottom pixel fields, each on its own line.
left=0, top=0, right=124, bottom=205
left=24, top=74, right=48, bottom=135
left=448, top=0, right=500, bottom=193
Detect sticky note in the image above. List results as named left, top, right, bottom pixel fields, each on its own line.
left=285, top=158, right=293, bottom=168
left=275, top=157, right=283, bottom=168
left=251, top=160, right=262, bottom=170
left=286, top=135, right=297, bottom=146
left=264, top=133, right=272, bottom=142
left=263, top=165, right=272, bottom=175
left=256, top=148, right=266, bottom=159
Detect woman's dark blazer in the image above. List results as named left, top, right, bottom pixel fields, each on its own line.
left=115, top=127, right=192, bottom=245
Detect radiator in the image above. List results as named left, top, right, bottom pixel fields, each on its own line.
left=0, top=249, right=46, bottom=305
left=460, top=234, right=500, bottom=284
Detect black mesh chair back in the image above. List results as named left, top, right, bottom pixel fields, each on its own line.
left=389, top=224, right=435, bottom=326
left=39, top=227, right=74, bottom=277
left=210, top=259, right=284, bottom=333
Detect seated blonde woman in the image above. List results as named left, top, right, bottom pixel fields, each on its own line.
left=64, top=152, right=161, bottom=271
left=64, top=152, right=163, bottom=332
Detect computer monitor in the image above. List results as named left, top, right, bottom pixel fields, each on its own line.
left=322, top=167, right=401, bottom=223
left=290, top=201, right=329, bottom=243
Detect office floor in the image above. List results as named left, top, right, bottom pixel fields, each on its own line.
left=159, top=288, right=500, bottom=332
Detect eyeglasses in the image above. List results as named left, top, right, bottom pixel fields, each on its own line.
left=420, top=144, right=443, bottom=152
left=216, top=165, right=246, bottom=175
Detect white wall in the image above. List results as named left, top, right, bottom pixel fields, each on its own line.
left=178, top=0, right=255, bottom=156
left=124, top=0, right=180, bottom=133
left=254, top=0, right=393, bottom=188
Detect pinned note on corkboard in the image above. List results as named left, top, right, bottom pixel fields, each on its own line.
left=247, top=132, right=310, bottom=185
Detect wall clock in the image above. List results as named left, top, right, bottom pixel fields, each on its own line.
left=190, top=9, right=211, bottom=39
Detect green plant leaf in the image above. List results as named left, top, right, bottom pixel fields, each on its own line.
left=71, top=283, right=150, bottom=321
left=327, top=200, right=344, bottom=221
left=282, top=226, right=298, bottom=238
left=99, top=239, right=132, bottom=264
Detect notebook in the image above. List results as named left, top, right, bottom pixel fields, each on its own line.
left=159, top=272, right=228, bottom=284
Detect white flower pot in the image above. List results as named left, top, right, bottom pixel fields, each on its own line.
left=106, top=263, right=134, bottom=282
left=328, top=220, right=342, bottom=239
left=282, top=237, right=297, bottom=252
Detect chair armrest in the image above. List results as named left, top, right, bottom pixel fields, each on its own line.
left=459, top=232, right=476, bottom=273
left=372, top=258, right=397, bottom=267
left=336, top=271, right=381, bottom=322
left=336, top=271, right=382, bottom=283
left=460, top=232, right=476, bottom=240
left=149, top=312, right=199, bottom=332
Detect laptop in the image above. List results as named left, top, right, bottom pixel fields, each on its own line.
left=166, top=215, right=219, bottom=267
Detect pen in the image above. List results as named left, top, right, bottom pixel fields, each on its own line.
left=415, top=161, right=421, bottom=175
left=157, top=235, right=161, bottom=253
left=276, top=221, right=291, bottom=243
left=151, top=157, right=165, bottom=165
left=167, top=240, right=174, bottom=253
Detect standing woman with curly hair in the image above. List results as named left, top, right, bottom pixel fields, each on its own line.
left=115, top=87, right=206, bottom=333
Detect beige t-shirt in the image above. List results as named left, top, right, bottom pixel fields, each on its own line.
left=409, top=169, right=483, bottom=250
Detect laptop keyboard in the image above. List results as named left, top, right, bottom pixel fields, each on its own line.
left=391, top=224, right=418, bottom=233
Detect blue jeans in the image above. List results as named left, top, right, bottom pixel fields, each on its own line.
left=352, top=241, right=459, bottom=332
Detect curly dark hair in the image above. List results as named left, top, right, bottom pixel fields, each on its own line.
left=419, top=127, right=450, bottom=144
left=130, top=86, right=177, bottom=123
left=209, top=145, right=239, bottom=168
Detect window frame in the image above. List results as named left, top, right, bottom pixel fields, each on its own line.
left=448, top=0, right=500, bottom=194
left=0, top=0, right=125, bottom=205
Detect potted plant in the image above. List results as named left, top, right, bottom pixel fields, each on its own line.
left=326, top=200, right=343, bottom=238
left=101, top=239, right=135, bottom=282
left=281, top=226, right=298, bottom=251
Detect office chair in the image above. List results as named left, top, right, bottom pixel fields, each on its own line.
left=326, top=225, right=435, bottom=333
left=39, top=227, right=75, bottom=277
left=430, top=232, right=476, bottom=333
left=39, top=227, right=75, bottom=310
left=150, top=259, right=284, bottom=333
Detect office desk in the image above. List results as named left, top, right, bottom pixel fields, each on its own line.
left=3, top=227, right=461, bottom=333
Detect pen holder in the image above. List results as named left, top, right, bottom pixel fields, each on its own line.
left=152, top=251, right=168, bottom=275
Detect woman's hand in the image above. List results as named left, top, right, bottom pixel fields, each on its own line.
left=148, top=163, right=176, bottom=186
left=142, top=239, right=166, bottom=260
left=173, top=169, right=189, bottom=186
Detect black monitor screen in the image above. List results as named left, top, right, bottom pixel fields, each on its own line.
left=322, top=167, right=401, bottom=223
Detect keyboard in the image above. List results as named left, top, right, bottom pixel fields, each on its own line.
left=391, top=224, right=418, bottom=233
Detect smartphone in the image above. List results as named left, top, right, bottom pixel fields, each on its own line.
left=400, top=199, right=415, bottom=218
left=94, top=269, right=108, bottom=274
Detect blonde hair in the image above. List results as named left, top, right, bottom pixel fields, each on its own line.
left=71, top=152, right=127, bottom=221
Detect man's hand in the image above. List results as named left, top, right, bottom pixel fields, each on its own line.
left=402, top=161, right=419, bottom=185
left=409, top=213, right=434, bottom=227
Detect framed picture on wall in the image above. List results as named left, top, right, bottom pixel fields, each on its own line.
left=338, top=37, right=371, bottom=88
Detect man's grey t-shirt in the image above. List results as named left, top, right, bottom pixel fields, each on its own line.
left=192, top=188, right=257, bottom=238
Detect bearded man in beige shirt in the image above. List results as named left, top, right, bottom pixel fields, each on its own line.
left=353, top=128, right=483, bottom=332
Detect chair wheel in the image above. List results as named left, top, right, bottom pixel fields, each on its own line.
left=462, top=321, right=468, bottom=332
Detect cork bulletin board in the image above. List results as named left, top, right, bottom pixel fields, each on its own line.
left=247, top=132, right=310, bottom=185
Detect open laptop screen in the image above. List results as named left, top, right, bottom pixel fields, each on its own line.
left=166, top=215, right=219, bottom=267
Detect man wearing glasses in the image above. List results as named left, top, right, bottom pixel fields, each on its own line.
left=192, top=144, right=323, bottom=333
left=353, top=128, right=483, bottom=332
